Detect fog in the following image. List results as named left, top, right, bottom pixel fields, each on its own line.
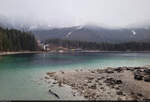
left=0, top=0, right=150, bottom=28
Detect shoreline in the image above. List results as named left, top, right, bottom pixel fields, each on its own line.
left=1, top=50, right=150, bottom=56
left=0, top=51, right=46, bottom=56
left=44, top=66, right=150, bottom=100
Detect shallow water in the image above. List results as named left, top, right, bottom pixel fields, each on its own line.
left=0, top=52, right=150, bottom=100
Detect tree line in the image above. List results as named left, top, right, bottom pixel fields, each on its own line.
left=0, top=27, right=38, bottom=51
left=45, top=38, right=150, bottom=51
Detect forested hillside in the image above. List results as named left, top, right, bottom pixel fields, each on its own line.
left=46, top=39, right=150, bottom=51
left=0, top=27, right=37, bottom=51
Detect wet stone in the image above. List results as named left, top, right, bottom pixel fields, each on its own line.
left=52, top=81, right=57, bottom=84
left=44, top=76, right=50, bottom=79
left=46, top=72, right=56, bottom=77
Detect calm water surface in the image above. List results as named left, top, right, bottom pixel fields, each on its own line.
left=0, top=52, right=150, bottom=100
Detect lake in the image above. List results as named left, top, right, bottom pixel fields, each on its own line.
left=0, top=52, right=150, bottom=100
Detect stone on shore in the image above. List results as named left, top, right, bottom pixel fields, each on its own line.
left=46, top=72, right=56, bottom=77
left=134, top=72, right=143, bottom=80
left=44, top=76, right=50, bottom=79
left=116, top=91, right=123, bottom=95
left=144, top=69, right=150, bottom=75
left=114, top=67, right=123, bottom=72
left=88, top=83, right=97, bottom=89
left=105, top=68, right=114, bottom=73
left=104, top=77, right=122, bottom=85
left=86, top=76, right=95, bottom=80
left=144, top=76, right=150, bottom=82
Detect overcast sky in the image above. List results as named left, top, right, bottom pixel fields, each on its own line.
left=0, top=0, right=150, bottom=28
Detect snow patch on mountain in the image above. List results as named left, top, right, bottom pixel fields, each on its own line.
left=66, top=31, right=73, bottom=38
left=131, top=30, right=136, bottom=35
left=65, top=26, right=84, bottom=38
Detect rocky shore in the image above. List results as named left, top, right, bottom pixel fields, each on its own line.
left=44, top=66, right=150, bottom=100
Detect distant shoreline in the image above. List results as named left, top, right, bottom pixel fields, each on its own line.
left=1, top=50, right=150, bottom=56
left=79, top=50, right=150, bottom=53
left=0, top=51, right=43, bottom=56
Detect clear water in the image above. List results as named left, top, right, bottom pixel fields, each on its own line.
left=0, top=52, right=150, bottom=100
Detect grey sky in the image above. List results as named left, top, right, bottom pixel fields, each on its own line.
left=0, top=0, right=150, bottom=28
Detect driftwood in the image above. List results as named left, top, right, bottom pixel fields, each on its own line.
left=48, top=89, right=60, bottom=99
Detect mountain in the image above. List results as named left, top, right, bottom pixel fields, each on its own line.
left=31, top=25, right=150, bottom=43
left=0, top=16, right=149, bottom=43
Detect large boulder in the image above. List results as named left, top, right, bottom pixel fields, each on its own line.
left=144, top=76, right=150, bottom=82
left=104, top=78, right=122, bottom=85
left=115, top=80, right=122, bottom=84
left=126, top=67, right=134, bottom=71
left=114, top=67, right=123, bottom=72
left=105, top=68, right=114, bottom=73
left=134, top=67, right=141, bottom=69
left=144, top=69, right=150, bottom=75
left=134, top=72, right=143, bottom=80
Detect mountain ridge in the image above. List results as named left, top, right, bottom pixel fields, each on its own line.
left=31, top=25, right=150, bottom=43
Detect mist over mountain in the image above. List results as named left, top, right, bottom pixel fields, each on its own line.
left=31, top=25, right=150, bottom=43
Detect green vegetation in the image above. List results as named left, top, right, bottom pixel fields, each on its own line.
left=46, top=39, right=150, bottom=51
left=0, top=27, right=37, bottom=51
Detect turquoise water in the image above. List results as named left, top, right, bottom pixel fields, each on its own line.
left=0, top=52, right=150, bottom=100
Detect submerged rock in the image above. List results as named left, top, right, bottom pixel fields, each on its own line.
left=58, top=81, right=63, bottom=87
left=44, top=76, right=50, bottom=79
left=48, top=89, right=60, bottom=99
left=52, top=81, right=57, bottom=84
